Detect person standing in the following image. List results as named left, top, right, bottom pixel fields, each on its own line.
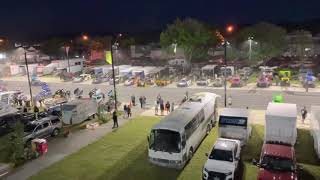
left=123, top=105, right=128, bottom=119
left=131, top=95, right=136, bottom=106
left=34, top=105, right=39, bottom=120
left=139, top=96, right=143, bottom=109
left=227, top=96, right=232, bottom=107
left=301, top=106, right=307, bottom=124
left=160, top=99, right=164, bottom=116
left=165, top=101, right=171, bottom=114
left=171, top=101, right=174, bottom=112
left=154, top=101, right=159, bottom=115
left=143, top=96, right=147, bottom=108
left=127, top=106, right=132, bottom=117
left=112, top=111, right=119, bottom=128
left=89, top=91, right=93, bottom=99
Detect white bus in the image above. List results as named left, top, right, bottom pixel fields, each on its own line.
left=148, top=92, right=219, bottom=169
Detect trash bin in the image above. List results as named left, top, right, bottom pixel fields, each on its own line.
left=31, top=139, right=48, bottom=155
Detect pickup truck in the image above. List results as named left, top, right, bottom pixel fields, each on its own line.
left=253, top=143, right=302, bottom=180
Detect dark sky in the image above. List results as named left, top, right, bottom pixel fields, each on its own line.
left=1, top=0, right=320, bottom=40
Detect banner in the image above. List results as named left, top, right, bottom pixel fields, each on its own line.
left=105, top=51, right=113, bottom=64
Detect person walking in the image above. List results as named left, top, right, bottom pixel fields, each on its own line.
left=154, top=101, right=159, bottom=115
left=112, top=111, right=119, bottom=128
left=165, top=101, right=171, bottom=114
left=139, top=96, right=143, bottom=109
left=301, top=106, right=307, bottom=124
left=227, top=96, right=232, bottom=107
left=89, top=91, right=93, bottom=99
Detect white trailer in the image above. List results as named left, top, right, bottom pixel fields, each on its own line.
left=265, top=103, right=297, bottom=146
left=61, top=99, right=98, bottom=125
left=310, top=106, right=320, bottom=159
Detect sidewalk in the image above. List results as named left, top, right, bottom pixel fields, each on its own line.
left=4, top=105, right=145, bottom=180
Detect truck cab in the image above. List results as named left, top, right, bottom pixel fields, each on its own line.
left=255, top=143, right=299, bottom=180
left=203, top=138, right=241, bottom=180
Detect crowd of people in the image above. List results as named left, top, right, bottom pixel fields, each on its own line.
left=154, top=94, right=175, bottom=116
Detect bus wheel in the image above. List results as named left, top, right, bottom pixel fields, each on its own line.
left=206, top=125, right=211, bottom=135
left=188, top=148, right=193, bottom=161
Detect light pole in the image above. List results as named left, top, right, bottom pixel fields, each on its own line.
left=65, top=46, right=70, bottom=72
left=224, top=25, right=234, bottom=107
left=248, top=37, right=253, bottom=61
left=111, top=34, right=122, bottom=111
left=22, top=47, right=34, bottom=105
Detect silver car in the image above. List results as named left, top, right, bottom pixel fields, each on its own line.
left=23, top=116, right=62, bottom=143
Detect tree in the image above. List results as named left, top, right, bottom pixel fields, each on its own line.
left=289, top=30, right=313, bottom=60
left=120, top=37, right=136, bottom=48
left=236, top=22, right=287, bottom=64
left=40, top=38, right=66, bottom=58
left=160, top=18, right=219, bottom=62
left=9, top=121, right=25, bottom=166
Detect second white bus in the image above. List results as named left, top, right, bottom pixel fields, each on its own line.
left=148, top=92, right=219, bottom=169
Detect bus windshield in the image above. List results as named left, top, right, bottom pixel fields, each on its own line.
left=149, top=129, right=181, bottom=153
left=219, top=116, right=247, bottom=127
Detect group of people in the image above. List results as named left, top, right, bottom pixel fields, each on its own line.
left=139, top=96, right=147, bottom=109
left=154, top=94, right=174, bottom=116
left=123, top=104, right=132, bottom=118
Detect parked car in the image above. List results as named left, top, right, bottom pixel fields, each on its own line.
left=92, top=76, right=109, bottom=84
left=203, top=138, right=241, bottom=180
left=109, top=76, right=120, bottom=85
left=196, top=78, right=210, bottom=86
left=124, top=77, right=135, bottom=86
left=177, top=78, right=192, bottom=87
left=23, top=116, right=62, bottom=143
left=257, top=75, right=272, bottom=88
left=212, top=78, right=223, bottom=87
left=230, top=76, right=246, bottom=87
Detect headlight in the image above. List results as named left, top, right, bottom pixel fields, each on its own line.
left=203, top=167, right=209, bottom=173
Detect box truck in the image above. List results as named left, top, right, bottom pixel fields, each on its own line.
left=61, top=99, right=97, bottom=125
left=265, top=102, right=297, bottom=145
left=310, top=106, right=320, bottom=159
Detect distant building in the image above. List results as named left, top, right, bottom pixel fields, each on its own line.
left=284, top=30, right=316, bottom=57
left=8, top=47, right=50, bottom=64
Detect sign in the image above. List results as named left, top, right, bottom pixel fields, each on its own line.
left=105, top=51, right=113, bottom=64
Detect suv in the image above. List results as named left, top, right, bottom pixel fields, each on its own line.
left=253, top=143, right=301, bottom=180
left=203, top=138, right=241, bottom=180
left=23, top=116, right=62, bottom=143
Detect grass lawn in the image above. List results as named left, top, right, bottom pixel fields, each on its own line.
left=247, top=72, right=258, bottom=84
left=30, top=117, right=320, bottom=180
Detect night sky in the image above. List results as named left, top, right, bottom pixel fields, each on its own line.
left=1, top=0, right=320, bottom=40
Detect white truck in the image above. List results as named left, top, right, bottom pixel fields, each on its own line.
left=61, top=99, right=98, bottom=125
left=218, top=108, right=251, bottom=146
left=265, top=102, right=297, bottom=145
left=203, top=138, right=241, bottom=180
left=310, top=106, right=320, bottom=159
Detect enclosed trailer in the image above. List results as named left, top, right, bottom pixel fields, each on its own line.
left=310, top=106, right=320, bottom=159
left=265, top=102, right=297, bottom=146
left=61, top=99, right=98, bottom=125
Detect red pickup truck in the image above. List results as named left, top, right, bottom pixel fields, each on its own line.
left=253, top=143, right=302, bottom=180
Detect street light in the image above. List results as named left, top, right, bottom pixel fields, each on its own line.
left=110, top=33, right=122, bottom=111
left=223, top=25, right=234, bottom=107
left=248, top=37, right=258, bottom=61
left=82, top=35, right=89, bottom=41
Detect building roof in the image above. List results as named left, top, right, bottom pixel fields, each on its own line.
left=266, top=103, right=297, bottom=118
left=220, top=108, right=249, bottom=118
left=263, top=144, right=294, bottom=159
left=152, top=92, right=218, bottom=132
left=214, top=138, right=238, bottom=151
left=202, top=64, right=217, bottom=70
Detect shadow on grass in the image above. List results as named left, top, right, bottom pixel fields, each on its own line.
left=242, top=125, right=264, bottom=162
left=296, top=129, right=320, bottom=165
left=97, top=140, right=181, bottom=180
left=299, top=169, right=317, bottom=180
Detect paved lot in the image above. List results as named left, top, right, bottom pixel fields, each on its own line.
left=3, top=80, right=320, bottom=111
